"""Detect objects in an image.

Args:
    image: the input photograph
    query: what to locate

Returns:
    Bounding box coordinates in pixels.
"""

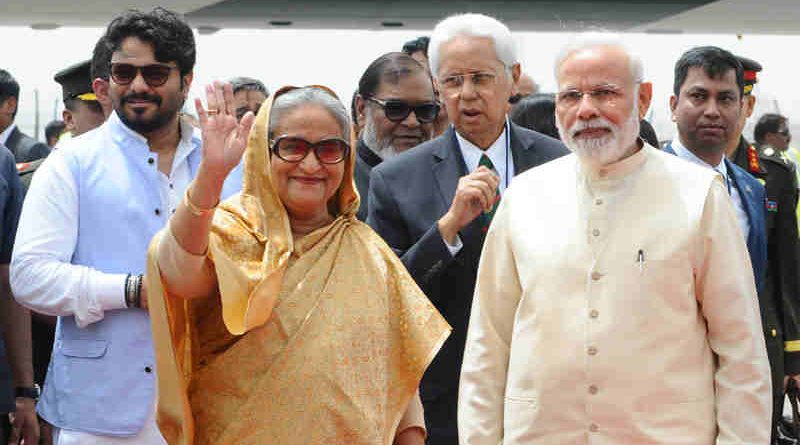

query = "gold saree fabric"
[147,86,450,445]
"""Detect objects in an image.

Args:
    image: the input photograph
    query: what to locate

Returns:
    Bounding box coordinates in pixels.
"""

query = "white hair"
[553,32,644,85]
[428,13,517,77]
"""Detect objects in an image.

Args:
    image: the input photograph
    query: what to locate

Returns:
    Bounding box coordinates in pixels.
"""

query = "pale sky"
[2,25,798,142]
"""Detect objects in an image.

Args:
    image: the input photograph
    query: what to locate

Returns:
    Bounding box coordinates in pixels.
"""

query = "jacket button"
[587,346,598,356]
[589,309,599,319]
[145,366,152,373]
[588,385,598,394]
[148,157,154,165]
[591,271,603,281]
[589,424,599,432]
[772,329,777,337]
[155,208,161,216]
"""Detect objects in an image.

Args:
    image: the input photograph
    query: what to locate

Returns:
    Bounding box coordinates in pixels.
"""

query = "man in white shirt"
[10,8,240,444]
[458,34,771,445]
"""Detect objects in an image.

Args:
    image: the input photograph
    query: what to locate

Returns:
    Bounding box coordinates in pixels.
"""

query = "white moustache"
[570,117,616,138]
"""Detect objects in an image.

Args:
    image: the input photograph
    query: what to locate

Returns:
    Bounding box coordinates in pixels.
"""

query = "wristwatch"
[15,384,40,401]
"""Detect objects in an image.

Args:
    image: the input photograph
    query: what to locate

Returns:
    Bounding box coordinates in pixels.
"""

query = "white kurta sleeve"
[10,152,127,327]
[458,194,522,445]
[694,179,772,445]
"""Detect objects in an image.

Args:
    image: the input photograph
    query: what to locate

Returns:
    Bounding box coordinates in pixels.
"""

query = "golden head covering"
[147,85,450,445]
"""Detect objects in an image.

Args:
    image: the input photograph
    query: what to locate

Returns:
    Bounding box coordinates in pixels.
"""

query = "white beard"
[361,113,399,160]
[557,105,640,169]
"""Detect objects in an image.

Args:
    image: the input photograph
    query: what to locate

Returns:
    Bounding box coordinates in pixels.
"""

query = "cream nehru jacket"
[459,144,771,445]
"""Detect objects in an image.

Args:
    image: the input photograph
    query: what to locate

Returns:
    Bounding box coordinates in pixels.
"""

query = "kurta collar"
[579,139,648,182]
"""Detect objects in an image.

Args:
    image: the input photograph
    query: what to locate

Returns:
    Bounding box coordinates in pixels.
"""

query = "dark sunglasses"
[110,63,177,87]
[271,136,350,165]
[778,129,791,137]
[365,96,440,123]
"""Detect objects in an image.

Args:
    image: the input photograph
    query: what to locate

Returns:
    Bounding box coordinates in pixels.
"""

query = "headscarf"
[146,86,450,445]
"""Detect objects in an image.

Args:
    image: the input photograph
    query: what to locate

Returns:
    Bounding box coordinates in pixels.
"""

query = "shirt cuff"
[92,273,128,312]
[443,234,463,257]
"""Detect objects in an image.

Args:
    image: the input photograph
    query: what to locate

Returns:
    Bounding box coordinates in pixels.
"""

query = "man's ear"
[92,78,112,118]
[62,109,75,134]
[181,72,194,96]
[669,95,678,122]
[638,82,653,119]
[355,94,366,127]
[744,95,756,119]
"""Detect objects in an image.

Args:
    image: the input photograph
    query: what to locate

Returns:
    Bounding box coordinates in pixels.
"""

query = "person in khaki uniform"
[458,35,771,445]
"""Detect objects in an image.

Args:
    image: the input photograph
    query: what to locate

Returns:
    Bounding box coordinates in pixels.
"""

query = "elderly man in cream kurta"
[458,36,772,445]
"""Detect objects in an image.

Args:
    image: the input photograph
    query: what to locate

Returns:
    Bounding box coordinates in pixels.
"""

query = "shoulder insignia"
[747,144,760,173]
[16,162,31,173]
[763,147,775,157]
[757,178,766,186]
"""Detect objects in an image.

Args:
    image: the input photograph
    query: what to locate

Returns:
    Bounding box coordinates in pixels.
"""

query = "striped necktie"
[479,154,501,231]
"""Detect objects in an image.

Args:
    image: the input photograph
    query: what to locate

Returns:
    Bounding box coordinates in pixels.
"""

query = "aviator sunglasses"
[271,136,350,165]
[110,63,177,87]
[364,96,440,123]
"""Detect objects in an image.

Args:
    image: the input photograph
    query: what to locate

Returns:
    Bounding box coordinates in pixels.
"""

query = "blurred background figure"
[44,120,65,148]
[639,118,660,148]
[0,69,49,163]
[402,35,450,137]
[229,76,268,122]
[54,59,105,138]
[509,72,539,103]
[509,93,558,139]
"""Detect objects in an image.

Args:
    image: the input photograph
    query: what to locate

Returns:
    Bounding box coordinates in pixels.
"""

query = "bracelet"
[184,187,218,217]
[125,274,143,308]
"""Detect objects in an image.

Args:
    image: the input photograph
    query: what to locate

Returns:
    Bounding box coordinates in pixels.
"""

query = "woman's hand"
[195,81,256,182]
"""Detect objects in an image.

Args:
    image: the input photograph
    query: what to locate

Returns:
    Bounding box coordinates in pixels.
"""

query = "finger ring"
[207,108,219,116]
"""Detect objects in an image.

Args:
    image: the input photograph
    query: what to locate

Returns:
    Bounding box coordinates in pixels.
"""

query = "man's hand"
[438,166,500,244]
[783,374,800,391]
[7,397,39,445]
[394,426,425,445]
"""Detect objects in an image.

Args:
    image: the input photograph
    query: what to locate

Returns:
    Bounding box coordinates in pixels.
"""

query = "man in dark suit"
[367,13,567,444]
[0,70,50,163]
[353,52,438,221]
[665,46,790,443]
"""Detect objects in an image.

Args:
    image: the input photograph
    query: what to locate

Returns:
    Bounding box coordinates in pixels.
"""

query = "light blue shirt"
[454,119,515,192]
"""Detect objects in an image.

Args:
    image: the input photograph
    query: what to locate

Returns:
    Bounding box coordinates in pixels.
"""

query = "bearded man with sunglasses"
[367,13,566,445]
[10,8,242,445]
[353,52,439,221]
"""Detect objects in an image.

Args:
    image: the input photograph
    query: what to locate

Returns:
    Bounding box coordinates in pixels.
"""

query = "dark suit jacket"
[354,139,382,222]
[367,123,567,439]
[5,126,50,163]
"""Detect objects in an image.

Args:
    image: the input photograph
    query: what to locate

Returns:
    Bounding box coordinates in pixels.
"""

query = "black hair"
[350,89,359,127]
[0,69,20,117]
[639,119,660,148]
[509,94,559,140]
[104,7,196,77]
[402,36,430,56]
[673,46,744,98]
[229,77,268,96]
[358,52,429,98]
[754,113,788,144]
[45,120,66,143]
[91,36,112,81]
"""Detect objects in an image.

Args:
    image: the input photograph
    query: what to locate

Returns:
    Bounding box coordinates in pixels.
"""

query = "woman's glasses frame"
[270,135,351,165]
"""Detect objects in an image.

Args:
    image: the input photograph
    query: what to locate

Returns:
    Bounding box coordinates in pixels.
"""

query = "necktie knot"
[479,154,496,172]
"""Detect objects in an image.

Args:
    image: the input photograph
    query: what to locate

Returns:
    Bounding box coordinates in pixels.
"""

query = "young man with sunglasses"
[10,8,242,445]
[367,14,566,445]
[353,52,440,221]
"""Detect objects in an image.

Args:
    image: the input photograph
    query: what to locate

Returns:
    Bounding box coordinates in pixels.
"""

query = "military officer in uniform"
[726,55,800,442]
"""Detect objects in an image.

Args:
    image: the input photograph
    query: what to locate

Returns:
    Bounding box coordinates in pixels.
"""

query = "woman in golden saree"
[145,83,450,445]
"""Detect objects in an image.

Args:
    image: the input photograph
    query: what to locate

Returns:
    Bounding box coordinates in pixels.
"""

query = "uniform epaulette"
[746,143,761,174]
[759,145,796,172]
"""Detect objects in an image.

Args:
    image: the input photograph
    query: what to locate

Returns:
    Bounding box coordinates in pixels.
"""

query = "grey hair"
[428,13,517,77]
[553,32,644,85]
[268,87,350,140]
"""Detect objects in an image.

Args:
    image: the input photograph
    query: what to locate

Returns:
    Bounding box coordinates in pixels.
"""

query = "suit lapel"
[431,127,466,210]
[726,159,760,249]
[509,123,536,175]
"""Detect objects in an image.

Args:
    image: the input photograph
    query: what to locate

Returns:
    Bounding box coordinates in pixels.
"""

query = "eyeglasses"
[556,85,629,108]
[271,136,350,164]
[438,72,500,94]
[778,129,791,137]
[110,63,177,87]
[365,96,440,123]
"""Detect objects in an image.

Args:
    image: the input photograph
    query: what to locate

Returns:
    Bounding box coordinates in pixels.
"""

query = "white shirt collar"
[0,123,17,146]
[671,138,728,181]
[454,119,513,191]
